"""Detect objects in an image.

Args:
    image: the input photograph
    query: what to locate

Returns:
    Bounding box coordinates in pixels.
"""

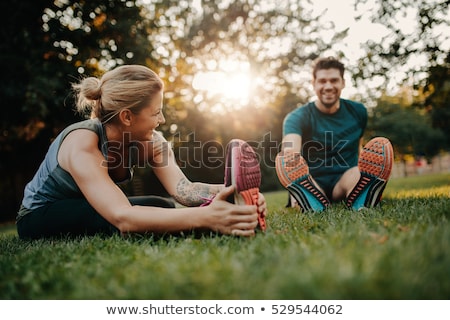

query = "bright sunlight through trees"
[192,60,253,113]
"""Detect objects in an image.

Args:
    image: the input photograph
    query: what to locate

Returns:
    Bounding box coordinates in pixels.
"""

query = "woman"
[17,65,267,239]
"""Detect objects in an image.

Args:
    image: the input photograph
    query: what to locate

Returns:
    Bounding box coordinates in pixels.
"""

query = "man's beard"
[320,99,337,109]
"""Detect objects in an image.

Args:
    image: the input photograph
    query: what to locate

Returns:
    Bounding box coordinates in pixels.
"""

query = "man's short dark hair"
[312,57,345,79]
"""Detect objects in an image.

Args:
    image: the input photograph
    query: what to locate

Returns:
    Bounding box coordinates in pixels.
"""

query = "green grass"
[1,173,449,299]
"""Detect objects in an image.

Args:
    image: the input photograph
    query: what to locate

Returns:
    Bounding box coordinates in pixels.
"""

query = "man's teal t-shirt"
[283,98,368,193]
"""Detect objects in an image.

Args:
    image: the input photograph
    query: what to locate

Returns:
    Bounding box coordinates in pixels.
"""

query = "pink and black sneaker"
[224,139,266,231]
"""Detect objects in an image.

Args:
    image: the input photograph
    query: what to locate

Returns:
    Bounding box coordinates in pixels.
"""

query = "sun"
[193,71,251,101]
[192,59,252,112]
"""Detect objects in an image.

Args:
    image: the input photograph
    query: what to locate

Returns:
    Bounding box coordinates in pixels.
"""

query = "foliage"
[366,94,446,159]
[354,0,449,86]
[423,53,450,149]
[1,173,449,299]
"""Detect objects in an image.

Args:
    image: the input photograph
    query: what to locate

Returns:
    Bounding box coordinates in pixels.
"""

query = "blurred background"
[1,0,449,223]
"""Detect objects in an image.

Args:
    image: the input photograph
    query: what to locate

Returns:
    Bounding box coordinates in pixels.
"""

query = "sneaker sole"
[225,139,266,231]
[275,152,330,212]
[346,137,394,210]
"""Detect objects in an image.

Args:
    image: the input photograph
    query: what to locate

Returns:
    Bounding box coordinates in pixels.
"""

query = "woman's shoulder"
[63,118,102,134]
[58,119,102,152]
[59,119,102,143]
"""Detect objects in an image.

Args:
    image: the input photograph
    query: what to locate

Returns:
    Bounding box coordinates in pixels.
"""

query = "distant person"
[276,57,393,211]
[415,156,427,175]
[17,65,266,239]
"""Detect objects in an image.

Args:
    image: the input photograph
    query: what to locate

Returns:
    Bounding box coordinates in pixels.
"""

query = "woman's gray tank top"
[17,118,132,220]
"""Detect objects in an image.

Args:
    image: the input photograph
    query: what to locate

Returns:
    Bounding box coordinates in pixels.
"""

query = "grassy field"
[1,173,449,299]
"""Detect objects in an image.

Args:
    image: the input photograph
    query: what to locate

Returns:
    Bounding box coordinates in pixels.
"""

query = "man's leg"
[331,166,360,202]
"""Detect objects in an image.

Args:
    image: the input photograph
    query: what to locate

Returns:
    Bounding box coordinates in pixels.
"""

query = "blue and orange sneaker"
[346,137,394,210]
[276,151,330,212]
[224,139,266,231]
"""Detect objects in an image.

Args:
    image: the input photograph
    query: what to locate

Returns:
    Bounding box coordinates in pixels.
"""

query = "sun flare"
[192,60,253,112]
[193,71,251,100]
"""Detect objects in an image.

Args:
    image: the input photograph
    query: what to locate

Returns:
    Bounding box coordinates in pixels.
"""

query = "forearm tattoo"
[171,177,223,207]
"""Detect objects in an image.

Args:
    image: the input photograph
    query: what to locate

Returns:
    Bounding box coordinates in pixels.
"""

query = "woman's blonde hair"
[72,65,163,123]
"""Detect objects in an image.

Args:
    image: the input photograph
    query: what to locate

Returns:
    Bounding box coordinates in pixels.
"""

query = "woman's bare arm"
[170,176,222,207]
[146,131,223,206]
[57,129,258,236]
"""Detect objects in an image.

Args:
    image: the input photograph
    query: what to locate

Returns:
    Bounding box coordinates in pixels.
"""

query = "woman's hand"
[206,186,259,237]
[257,192,268,220]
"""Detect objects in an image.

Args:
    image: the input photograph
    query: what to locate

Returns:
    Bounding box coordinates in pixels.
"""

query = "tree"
[0,0,61,221]
[366,92,446,176]
[423,53,450,150]
[352,0,449,100]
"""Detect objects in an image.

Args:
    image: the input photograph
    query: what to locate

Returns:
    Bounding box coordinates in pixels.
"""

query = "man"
[276,57,393,211]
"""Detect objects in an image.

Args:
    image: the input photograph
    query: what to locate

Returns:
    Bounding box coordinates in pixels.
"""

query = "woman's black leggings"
[16,196,176,240]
